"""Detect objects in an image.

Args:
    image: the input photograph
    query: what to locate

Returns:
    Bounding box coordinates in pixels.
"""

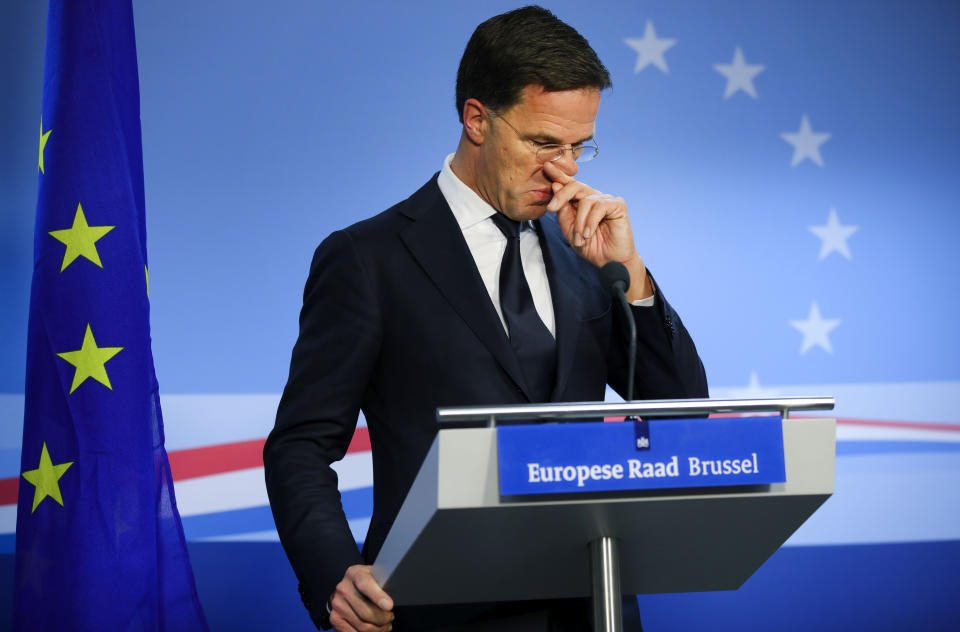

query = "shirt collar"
[437,154,533,232]
[437,153,495,230]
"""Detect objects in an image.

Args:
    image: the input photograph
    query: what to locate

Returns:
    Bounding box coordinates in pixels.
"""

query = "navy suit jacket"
[264,175,708,630]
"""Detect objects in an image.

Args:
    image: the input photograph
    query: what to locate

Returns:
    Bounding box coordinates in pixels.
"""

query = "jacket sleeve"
[263,229,381,630]
[607,271,709,401]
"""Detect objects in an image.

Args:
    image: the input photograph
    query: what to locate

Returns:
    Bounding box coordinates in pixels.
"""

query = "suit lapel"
[399,178,534,401]
[536,217,584,401]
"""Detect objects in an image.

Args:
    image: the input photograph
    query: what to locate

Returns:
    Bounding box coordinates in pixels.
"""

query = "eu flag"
[13,1,209,629]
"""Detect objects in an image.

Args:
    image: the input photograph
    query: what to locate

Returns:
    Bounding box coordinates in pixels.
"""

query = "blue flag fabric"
[13,1,209,630]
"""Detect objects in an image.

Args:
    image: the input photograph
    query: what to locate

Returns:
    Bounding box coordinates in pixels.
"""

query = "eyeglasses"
[490,112,599,164]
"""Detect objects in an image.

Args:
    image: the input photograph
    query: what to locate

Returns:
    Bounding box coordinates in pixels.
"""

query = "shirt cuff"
[630,276,657,307]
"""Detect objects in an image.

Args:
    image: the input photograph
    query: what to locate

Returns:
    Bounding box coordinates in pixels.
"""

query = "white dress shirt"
[436,154,653,339]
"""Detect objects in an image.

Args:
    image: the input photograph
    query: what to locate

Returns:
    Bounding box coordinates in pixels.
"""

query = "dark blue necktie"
[490,213,556,402]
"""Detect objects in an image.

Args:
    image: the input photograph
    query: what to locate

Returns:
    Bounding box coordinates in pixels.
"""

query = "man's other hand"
[329,564,394,632]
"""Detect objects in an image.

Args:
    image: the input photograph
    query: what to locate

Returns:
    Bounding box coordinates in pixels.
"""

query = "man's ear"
[461,98,488,145]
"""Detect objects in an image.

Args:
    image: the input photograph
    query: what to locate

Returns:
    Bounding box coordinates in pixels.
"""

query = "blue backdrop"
[2,1,959,630]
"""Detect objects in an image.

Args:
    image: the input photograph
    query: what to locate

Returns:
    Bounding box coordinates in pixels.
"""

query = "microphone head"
[598,261,630,295]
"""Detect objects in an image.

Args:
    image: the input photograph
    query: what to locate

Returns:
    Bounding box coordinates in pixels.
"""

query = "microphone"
[598,262,637,402]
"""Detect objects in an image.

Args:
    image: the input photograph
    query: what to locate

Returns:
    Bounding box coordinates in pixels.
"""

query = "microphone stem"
[615,285,637,402]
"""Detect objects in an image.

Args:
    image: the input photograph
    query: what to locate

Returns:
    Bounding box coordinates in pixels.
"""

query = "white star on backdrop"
[789,301,841,354]
[781,115,831,167]
[624,21,676,74]
[724,371,786,415]
[713,46,765,99]
[809,208,859,260]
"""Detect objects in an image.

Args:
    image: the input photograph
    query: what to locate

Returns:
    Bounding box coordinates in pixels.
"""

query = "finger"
[334,577,394,628]
[546,173,610,214]
[543,162,585,212]
[331,593,390,632]
[352,569,394,613]
[581,195,620,239]
[339,588,393,628]
[579,201,606,241]
[328,608,359,632]
[552,199,578,245]
[577,194,610,233]
[547,179,588,213]
[542,159,575,185]
[571,196,598,245]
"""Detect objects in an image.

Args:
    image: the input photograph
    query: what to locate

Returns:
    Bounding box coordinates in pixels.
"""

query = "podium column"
[590,536,622,632]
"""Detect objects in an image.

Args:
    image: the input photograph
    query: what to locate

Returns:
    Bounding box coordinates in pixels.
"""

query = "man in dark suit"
[264,6,708,631]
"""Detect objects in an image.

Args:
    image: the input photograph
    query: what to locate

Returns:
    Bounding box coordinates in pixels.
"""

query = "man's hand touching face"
[542,160,653,301]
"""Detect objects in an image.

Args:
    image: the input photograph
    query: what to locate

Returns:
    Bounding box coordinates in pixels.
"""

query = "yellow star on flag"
[21,442,74,513]
[56,323,124,394]
[48,203,115,272]
[39,119,52,174]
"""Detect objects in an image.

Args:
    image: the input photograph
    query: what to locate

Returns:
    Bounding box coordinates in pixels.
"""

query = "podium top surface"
[436,396,835,426]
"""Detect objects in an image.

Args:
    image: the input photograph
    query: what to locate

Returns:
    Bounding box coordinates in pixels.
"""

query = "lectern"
[371,398,835,631]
